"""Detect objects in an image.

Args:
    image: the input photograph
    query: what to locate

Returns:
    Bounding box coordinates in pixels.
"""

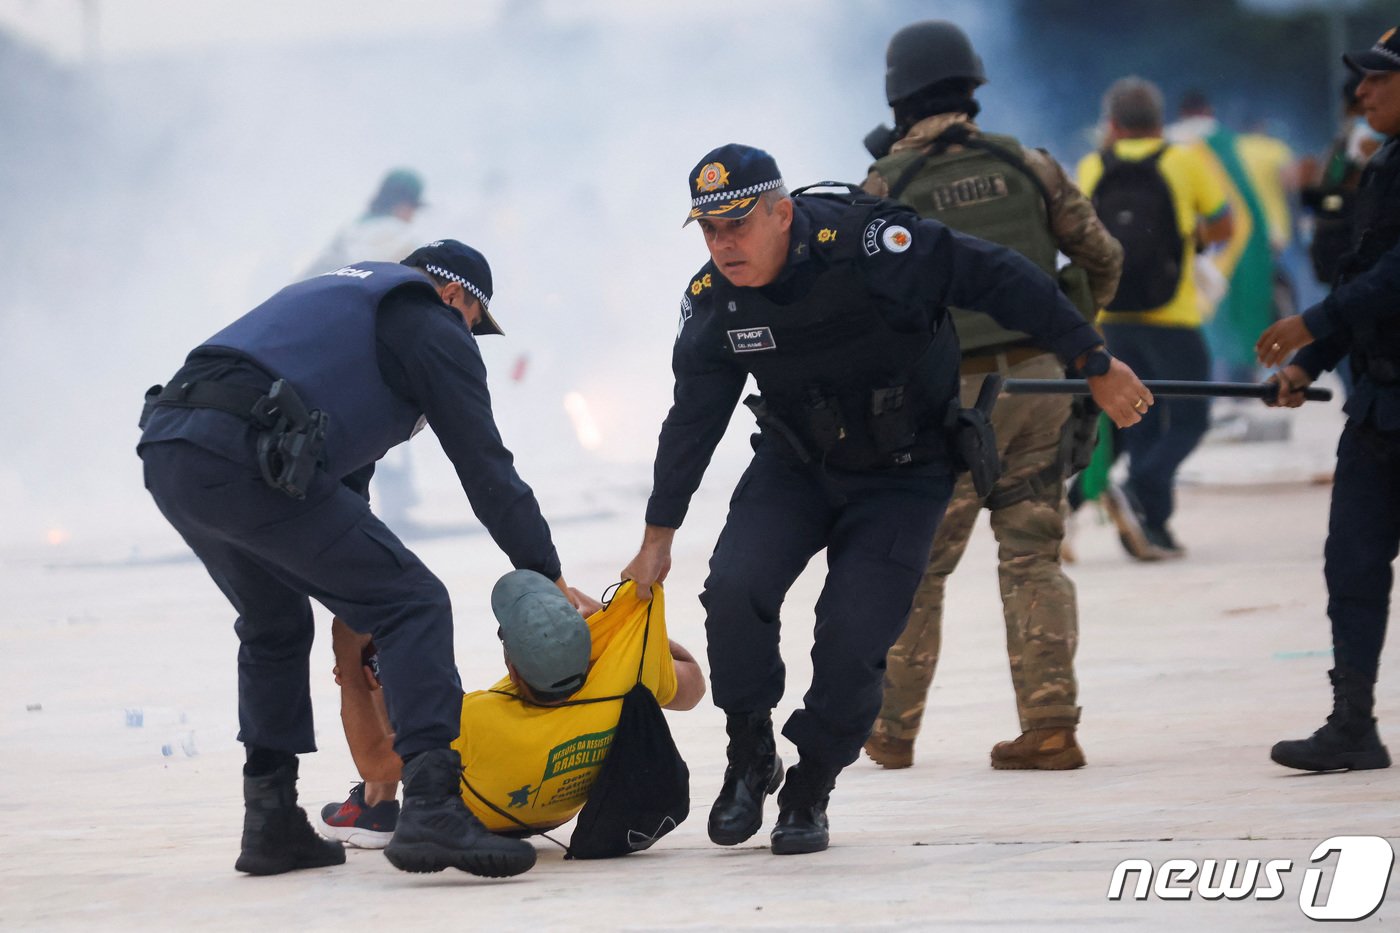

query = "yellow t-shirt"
[1076,138,1229,327]
[451,581,679,832]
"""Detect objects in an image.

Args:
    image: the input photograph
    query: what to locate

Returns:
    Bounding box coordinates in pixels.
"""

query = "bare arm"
[1198,211,1234,247]
[331,618,402,786]
[663,638,706,711]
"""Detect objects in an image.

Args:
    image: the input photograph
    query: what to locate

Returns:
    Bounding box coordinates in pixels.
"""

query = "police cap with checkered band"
[1345,26,1400,74]
[401,239,503,336]
[684,144,786,226]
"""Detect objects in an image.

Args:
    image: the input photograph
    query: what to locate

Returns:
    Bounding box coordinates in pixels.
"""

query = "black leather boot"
[770,759,838,855]
[384,748,537,876]
[234,758,346,876]
[1272,668,1391,772]
[708,712,784,845]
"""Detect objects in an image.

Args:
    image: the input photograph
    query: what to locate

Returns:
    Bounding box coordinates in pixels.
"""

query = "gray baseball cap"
[492,570,591,699]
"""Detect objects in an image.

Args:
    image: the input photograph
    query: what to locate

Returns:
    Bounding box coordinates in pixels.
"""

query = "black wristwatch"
[1078,347,1113,378]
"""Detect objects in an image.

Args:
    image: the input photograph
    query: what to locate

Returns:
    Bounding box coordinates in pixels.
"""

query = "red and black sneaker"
[316,783,399,849]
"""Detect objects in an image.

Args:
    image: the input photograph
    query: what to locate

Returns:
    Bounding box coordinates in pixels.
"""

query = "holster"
[947,374,1003,499]
[1060,389,1103,477]
[253,380,328,500]
[139,378,328,499]
[743,395,813,464]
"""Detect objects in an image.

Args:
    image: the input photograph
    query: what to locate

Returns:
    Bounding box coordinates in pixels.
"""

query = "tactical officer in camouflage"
[861,21,1124,772]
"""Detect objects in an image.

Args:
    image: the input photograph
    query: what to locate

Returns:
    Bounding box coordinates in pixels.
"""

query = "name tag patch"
[727,326,777,353]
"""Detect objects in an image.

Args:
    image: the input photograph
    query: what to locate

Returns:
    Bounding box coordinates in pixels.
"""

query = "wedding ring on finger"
[1132,397,1148,412]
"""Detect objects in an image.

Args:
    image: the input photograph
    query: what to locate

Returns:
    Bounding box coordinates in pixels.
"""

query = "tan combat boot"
[863,732,915,770]
[990,727,1085,770]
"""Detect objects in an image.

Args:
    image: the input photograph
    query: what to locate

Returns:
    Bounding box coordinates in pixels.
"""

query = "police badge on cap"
[684,143,785,226]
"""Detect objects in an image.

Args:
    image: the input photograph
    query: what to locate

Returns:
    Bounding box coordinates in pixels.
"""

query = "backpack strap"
[889,123,1053,218]
[633,594,652,685]
[886,123,967,199]
[789,180,864,199]
[487,579,657,705]
[1100,142,1170,173]
[488,689,625,706]
[459,770,571,852]
[1141,143,1171,166]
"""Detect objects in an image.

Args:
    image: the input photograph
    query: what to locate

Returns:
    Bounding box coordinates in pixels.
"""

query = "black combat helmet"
[884,20,986,105]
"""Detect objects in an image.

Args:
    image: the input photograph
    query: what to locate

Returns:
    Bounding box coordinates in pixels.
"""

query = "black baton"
[1003,379,1333,402]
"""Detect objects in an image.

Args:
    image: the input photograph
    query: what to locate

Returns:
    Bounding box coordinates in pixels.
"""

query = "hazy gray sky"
[0,0,829,63]
[6,0,1000,552]
[0,0,1346,63]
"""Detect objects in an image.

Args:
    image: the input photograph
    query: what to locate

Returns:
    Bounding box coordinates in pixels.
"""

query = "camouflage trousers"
[874,351,1081,740]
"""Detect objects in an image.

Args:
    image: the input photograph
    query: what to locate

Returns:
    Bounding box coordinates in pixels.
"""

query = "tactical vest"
[874,130,1058,353]
[1341,139,1400,383]
[201,263,435,476]
[712,194,958,470]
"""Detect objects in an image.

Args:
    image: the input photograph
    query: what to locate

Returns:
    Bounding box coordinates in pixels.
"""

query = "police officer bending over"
[621,144,1151,855]
[1258,27,1400,774]
[139,240,580,878]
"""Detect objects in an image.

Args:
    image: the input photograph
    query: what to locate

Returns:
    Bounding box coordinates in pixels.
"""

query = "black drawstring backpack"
[463,585,690,859]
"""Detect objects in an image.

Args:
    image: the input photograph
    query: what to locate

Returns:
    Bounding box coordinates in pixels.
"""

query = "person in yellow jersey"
[1076,76,1234,558]
[317,572,705,847]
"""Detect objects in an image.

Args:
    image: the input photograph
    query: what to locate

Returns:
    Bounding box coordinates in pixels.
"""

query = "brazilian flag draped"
[1202,126,1275,375]
[1076,413,1114,501]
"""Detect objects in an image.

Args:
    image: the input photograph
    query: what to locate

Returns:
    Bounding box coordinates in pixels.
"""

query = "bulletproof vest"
[712,195,957,470]
[874,131,1057,353]
[1344,139,1400,382]
[201,263,434,476]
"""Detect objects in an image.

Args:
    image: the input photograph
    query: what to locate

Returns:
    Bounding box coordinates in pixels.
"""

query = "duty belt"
[139,378,328,500]
[960,345,1047,376]
[140,380,282,430]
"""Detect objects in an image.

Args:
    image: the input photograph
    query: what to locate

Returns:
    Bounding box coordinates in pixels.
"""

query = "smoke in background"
[0,0,1355,553]
[0,0,1001,553]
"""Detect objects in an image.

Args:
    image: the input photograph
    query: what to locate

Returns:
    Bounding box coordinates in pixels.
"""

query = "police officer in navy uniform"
[621,145,1152,855]
[1259,27,1400,773]
[139,240,579,877]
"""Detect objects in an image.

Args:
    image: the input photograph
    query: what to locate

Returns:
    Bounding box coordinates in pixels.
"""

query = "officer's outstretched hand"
[1088,357,1154,428]
[621,525,675,600]
[1256,314,1314,368]
[1263,364,1312,409]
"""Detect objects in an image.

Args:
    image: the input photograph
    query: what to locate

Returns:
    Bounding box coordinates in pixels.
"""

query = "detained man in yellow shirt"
[1076,76,1234,558]
[317,572,705,847]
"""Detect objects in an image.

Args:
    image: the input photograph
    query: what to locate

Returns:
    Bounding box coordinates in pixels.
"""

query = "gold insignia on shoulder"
[695,162,731,193]
[817,228,837,243]
[690,272,714,296]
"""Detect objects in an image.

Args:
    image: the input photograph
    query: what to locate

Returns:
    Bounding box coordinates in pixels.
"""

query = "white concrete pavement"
[3,390,1395,930]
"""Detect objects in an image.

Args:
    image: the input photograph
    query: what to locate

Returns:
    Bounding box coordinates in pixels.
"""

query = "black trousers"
[1326,420,1400,679]
[701,444,954,769]
[1101,322,1212,530]
[140,440,462,757]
